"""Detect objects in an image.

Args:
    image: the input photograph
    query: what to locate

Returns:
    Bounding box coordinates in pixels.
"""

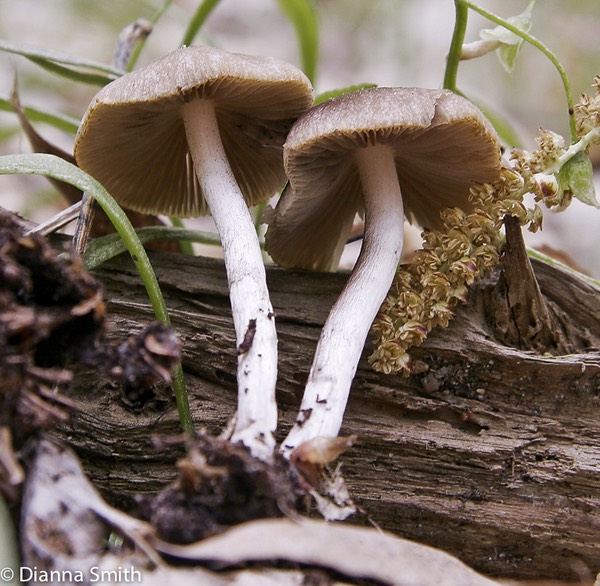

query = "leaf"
[22,439,159,566]
[10,82,82,204]
[21,439,335,585]
[0,40,123,78]
[468,97,524,148]
[557,151,599,208]
[0,96,80,134]
[495,42,521,73]
[479,0,536,73]
[155,517,501,586]
[275,0,319,83]
[315,83,377,105]
[27,56,115,87]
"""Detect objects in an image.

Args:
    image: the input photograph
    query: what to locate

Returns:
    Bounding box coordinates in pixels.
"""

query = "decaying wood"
[490,215,571,354]
[53,248,600,581]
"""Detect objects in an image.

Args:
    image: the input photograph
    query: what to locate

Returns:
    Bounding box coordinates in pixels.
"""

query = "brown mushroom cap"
[74,45,314,218]
[265,87,501,271]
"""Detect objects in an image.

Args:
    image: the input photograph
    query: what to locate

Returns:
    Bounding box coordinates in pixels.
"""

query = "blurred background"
[1,0,599,274]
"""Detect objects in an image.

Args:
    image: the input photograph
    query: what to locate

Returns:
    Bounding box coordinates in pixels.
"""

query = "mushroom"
[74,46,314,460]
[265,87,501,456]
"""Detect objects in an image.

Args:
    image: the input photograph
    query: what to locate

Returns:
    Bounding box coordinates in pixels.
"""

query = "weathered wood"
[489,215,572,353]
[54,249,600,581]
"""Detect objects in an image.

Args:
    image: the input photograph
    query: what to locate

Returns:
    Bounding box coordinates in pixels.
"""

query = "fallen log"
[53,247,600,581]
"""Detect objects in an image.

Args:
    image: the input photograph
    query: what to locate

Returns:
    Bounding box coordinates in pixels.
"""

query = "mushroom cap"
[264,87,501,271]
[74,45,314,218]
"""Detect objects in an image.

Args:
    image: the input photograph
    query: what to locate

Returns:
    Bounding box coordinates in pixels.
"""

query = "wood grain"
[53,250,600,581]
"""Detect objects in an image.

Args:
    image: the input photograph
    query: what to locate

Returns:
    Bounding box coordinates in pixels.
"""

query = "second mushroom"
[74,46,314,460]
[265,87,501,457]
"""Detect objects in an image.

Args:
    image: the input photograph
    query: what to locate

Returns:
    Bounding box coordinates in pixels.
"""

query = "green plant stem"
[127,0,174,71]
[168,217,196,255]
[444,1,469,93]
[181,0,222,47]
[444,4,524,146]
[457,0,577,142]
[0,153,193,436]
[552,126,600,172]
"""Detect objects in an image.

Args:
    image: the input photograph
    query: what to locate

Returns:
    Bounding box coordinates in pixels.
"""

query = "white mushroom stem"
[183,99,278,461]
[281,144,404,457]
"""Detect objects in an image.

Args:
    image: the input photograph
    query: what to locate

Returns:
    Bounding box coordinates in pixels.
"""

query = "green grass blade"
[85,226,223,270]
[181,0,222,47]
[275,0,319,83]
[0,153,193,436]
[27,56,115,87]
[127,0,174,71]
[0,40,124,77]
[151,0,175,25]
[0,97,80,134]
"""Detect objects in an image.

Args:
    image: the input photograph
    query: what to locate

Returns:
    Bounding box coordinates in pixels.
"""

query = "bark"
[53,246,600,582]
